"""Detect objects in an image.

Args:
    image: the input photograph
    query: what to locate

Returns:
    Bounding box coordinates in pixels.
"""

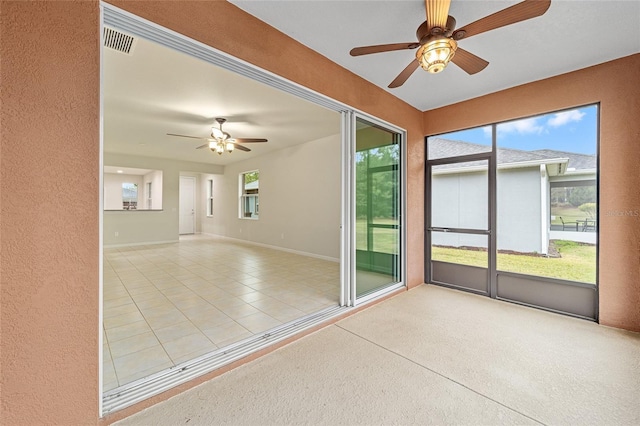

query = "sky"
[433,104,598,155]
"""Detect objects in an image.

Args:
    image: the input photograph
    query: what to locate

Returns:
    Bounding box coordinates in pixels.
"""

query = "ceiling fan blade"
[453,0,551,40]
[233,144,251,152]
[167,133,209,141]
[425,0,451,32]
[350,42,420,56]
[234,138,268,143]
[196,143,210,149]
[388,60,421,89]
[451,48,489,75]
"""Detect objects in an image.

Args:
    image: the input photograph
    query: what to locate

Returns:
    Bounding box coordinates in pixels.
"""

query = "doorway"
[179,176,195,235]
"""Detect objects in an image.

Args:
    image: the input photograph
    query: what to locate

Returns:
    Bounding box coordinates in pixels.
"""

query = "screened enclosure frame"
[425,104,599,322]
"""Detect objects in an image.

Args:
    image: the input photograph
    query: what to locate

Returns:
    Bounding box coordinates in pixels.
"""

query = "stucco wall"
[1,1,424,424]
[424,53,640,332]
[0,1,101,424]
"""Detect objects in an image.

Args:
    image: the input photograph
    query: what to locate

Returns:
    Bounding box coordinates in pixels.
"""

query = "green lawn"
[356,218,596,284]
[356,218,398,254]
[432,240,596,284]
[550,205,591,225]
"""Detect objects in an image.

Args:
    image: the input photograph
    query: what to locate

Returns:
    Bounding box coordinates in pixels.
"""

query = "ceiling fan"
[350,0,551,88]
[167,118,268,155]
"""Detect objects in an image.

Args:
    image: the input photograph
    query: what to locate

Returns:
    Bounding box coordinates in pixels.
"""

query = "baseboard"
[104,239,178,249]
[201,233,339,263]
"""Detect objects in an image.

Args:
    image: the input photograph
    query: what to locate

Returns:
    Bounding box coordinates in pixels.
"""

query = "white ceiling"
[104,1,639,166]
[104,37,340,166]
[229,0,640,111]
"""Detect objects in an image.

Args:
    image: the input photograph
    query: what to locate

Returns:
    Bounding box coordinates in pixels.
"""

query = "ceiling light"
[226,141,235,153]
[416,35,457,74]
[117,170,124,173]
[209,140,216,149]
[215,143,225,155]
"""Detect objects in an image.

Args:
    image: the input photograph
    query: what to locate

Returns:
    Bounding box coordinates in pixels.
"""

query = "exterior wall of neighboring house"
[431,166,544,254]
[497,167,544,253]
[431,170,488,248]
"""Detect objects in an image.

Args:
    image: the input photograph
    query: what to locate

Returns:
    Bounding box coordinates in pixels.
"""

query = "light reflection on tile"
[103,235,339,393]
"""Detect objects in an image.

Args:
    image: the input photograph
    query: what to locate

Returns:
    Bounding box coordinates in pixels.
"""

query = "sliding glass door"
[354,117,402,299]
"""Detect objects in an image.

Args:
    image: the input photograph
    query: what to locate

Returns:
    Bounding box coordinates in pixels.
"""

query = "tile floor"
[103,235,339,392]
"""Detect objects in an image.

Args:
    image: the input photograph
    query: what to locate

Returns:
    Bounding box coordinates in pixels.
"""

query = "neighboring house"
[429,138,596,255]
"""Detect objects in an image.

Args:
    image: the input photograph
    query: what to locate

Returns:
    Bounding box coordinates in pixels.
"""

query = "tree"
[568,186,596,207]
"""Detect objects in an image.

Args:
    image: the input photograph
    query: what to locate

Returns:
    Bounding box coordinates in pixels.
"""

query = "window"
[146,182,152,209]
[103,166,163,210]
[122,183,138,210]
[240,170,259,219]
[207,179,214,217]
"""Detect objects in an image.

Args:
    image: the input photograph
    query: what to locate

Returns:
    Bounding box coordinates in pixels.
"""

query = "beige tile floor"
[103,235,339,392]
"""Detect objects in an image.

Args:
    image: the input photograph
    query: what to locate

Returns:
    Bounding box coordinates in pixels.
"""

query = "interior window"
[240,170,259,219]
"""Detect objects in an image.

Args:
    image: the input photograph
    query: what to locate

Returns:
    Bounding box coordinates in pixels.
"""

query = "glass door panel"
[355,118,401,298]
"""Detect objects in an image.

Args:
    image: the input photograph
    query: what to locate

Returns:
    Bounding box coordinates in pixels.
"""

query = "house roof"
[429,138,595,172]
[531,149,596,170]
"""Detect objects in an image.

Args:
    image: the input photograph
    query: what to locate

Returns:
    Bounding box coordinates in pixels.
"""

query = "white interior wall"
[142,169,163,209]
[104,153,223,246]
[207,134,341,260]
[104,173,144,210]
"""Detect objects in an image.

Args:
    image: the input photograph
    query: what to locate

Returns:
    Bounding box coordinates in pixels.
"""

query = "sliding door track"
[102,305,347,414]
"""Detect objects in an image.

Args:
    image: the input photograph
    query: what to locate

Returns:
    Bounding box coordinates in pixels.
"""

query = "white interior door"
[179,176,195,235]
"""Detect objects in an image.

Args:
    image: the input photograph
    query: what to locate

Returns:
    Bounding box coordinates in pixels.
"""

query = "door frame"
[350,113,406,306]
[425,151,496,297]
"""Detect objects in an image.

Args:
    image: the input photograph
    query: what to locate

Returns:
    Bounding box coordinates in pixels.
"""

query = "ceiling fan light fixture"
[215,143,225,155]
[225,141,235,153]
[416,36,457,74]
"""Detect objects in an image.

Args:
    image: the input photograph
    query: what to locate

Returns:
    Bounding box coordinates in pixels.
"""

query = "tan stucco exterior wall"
[1,1,423,424]
[424,53,640,332]
[1,1,101,424]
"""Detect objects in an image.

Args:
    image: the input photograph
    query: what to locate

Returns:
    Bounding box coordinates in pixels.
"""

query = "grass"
[356,218,596,284]
[432,240,596,284]
[356,218,398,254]
[550,205,592,225]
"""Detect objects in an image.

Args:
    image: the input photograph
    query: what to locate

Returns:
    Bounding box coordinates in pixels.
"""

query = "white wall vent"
[103,27,136,55]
